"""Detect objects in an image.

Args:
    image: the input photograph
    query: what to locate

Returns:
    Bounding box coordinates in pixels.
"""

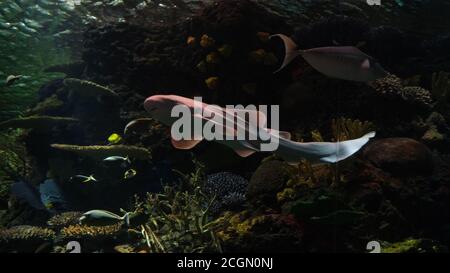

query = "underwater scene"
[1,0,450,255]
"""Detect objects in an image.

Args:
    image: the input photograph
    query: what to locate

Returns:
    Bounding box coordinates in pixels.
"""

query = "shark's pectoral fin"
[171,138,202,150]
[233,148,257,157]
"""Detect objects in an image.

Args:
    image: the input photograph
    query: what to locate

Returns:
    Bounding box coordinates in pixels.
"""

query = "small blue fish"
[39,179,69,211]
[10,179,68,213]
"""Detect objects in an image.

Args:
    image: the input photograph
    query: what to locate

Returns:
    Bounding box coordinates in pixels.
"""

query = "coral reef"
[0,116,79,131]
[1,0,450,253]
[204,172,248,214]
[50,144,151,160]
[64,78,120,102]
[47,211,84,230]
[138,167,222,253]
[60,224,122,241]
[0,225,55,252]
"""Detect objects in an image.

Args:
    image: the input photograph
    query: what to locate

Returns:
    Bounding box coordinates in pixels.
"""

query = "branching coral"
[47,211,84,230]
[60,224,122,241]
[137,164,222,253]
[0,116,79,131]
[50,144,151,160]
[0,225,55,251]
[63,78,119,101]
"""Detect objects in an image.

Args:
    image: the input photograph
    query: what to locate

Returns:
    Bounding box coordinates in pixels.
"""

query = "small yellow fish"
[186,36,196,47]
[218,44,233,58]
[206,52,221,64]
[256,32,270,43]
[124,169,137,180]
[200,34,215,48]
[205,77,219,90]
[108,133,122,145]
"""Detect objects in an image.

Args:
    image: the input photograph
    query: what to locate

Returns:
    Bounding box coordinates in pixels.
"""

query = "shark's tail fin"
[280,132,376,164]
[270,34,302,73]
[321,131,376,163]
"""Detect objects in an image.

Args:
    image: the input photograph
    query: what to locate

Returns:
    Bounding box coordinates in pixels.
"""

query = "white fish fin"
[121,212,130,226]
[270,34,302,73]
[171,137,202,150]
[361,58,371,69]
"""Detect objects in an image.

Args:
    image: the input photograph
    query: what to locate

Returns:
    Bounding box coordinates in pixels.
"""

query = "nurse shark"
[143,95,375,164]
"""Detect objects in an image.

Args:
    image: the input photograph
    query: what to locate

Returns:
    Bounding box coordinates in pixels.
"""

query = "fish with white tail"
[79,209,130,227]
[143,95,375,164]
[271,34,388,82]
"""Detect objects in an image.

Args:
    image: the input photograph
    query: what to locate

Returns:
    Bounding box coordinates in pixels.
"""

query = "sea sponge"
[47,211,84,229]
[60,224,122,241]
[0,116,79,131]
[50,144,151,160]
[64,78,119,101]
